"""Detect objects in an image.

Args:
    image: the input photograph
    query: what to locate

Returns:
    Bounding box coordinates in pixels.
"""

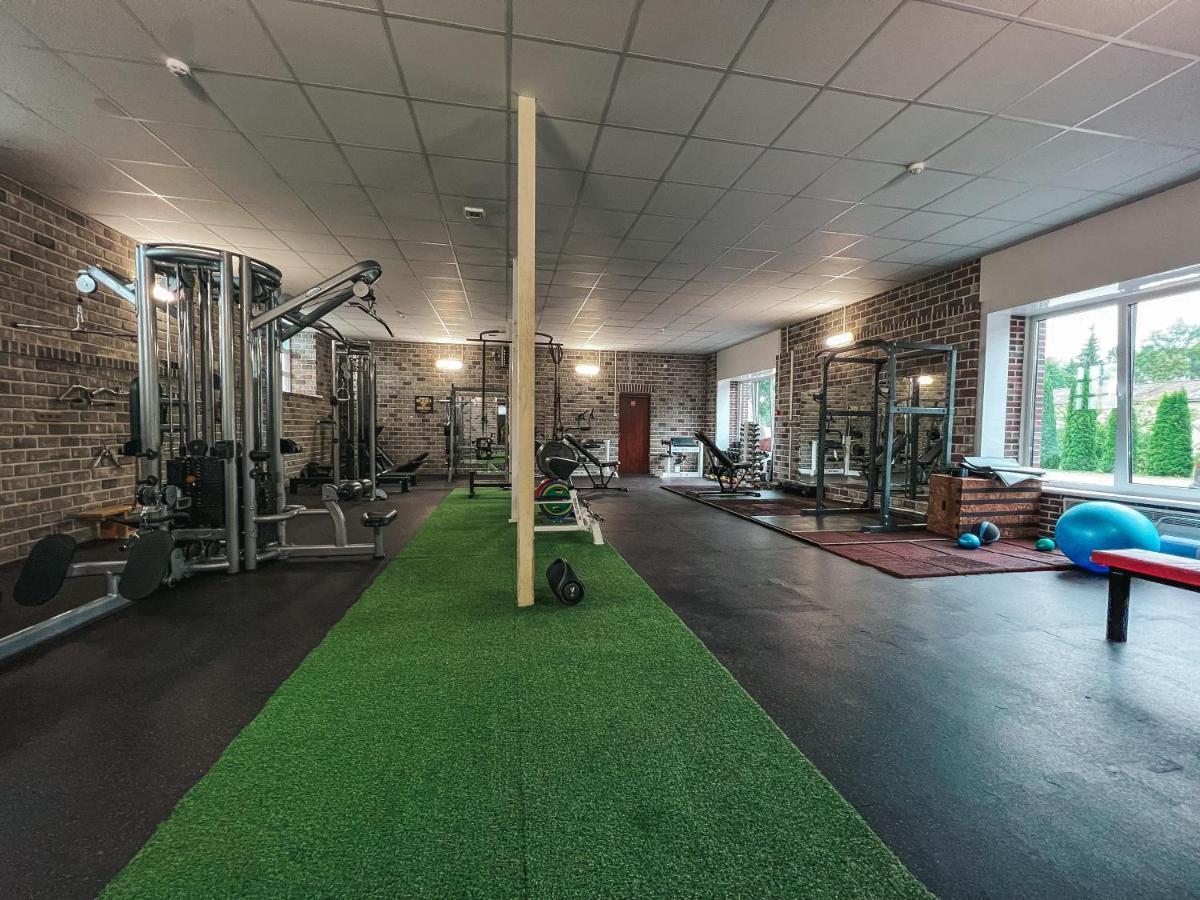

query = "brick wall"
[774,260,981,512]
[0,174,328,563]
[371,340,714,476]
[1004,316,1027,459]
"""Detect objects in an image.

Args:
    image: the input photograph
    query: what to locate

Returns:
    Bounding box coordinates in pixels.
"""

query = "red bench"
[1090,549,1200,642]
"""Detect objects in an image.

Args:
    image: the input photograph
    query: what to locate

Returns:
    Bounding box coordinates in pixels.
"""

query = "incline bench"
[1091,549,1200,642]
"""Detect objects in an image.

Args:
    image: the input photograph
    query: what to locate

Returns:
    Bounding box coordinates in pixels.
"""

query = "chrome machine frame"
[1,244,392,664]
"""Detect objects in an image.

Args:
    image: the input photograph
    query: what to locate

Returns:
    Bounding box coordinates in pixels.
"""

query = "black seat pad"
[14,534,78,606]
[544,456,580,480]
[361,508,398,528]
[118,531,173,601]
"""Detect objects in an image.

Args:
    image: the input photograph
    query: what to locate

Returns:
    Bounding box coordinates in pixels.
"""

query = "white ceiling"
[2,0,1200,352]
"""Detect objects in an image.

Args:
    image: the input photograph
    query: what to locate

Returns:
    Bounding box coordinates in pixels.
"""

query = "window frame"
[280,338,293,394]
[1022,280,1197,501]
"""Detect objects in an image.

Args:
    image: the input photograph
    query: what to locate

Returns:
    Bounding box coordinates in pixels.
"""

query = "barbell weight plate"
[536,439,574,477]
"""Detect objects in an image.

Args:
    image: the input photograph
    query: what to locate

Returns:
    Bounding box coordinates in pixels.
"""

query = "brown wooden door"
[618,393,650,474]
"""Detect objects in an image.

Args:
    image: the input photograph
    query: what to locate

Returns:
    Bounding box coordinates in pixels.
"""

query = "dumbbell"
[336,480,365,500]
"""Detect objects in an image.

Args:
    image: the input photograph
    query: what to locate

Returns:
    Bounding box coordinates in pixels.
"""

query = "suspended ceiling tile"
[309,88,422,151]
[737,0,901,85]
[390,19,506,106]
[198,72,327,139]
[833,2,1004,101]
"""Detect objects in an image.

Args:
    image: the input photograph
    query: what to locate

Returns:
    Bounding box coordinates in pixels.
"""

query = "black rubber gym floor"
[597,477,1200,900]
[0,485,449,900]
[3,477,1199,899]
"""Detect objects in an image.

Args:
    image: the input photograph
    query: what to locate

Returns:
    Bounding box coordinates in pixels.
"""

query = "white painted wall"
[977,177,1200,456]
[981,178,1200,314]
[716,330,780,381]
[714,331,780,447]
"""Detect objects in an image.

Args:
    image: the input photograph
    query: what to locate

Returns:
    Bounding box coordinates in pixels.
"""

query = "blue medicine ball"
[968,521,1001,545]
[1054,501,1160,573]
[957,533,982,549]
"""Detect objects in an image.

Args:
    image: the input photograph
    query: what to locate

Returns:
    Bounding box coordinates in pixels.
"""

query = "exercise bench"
[693,431,760,496]
[564,433,627,492]
[1090,548,1200,642]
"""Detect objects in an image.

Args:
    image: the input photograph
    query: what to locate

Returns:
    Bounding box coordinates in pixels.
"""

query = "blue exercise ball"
[957,533,982,549]
[1054,501,1160,573]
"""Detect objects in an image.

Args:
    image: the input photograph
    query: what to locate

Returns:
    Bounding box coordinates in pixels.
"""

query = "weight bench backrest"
[564,433,603,468]
[693,431,736,469]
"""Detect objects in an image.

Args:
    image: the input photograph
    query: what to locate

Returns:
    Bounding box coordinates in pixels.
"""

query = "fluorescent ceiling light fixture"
[435,358,463,370]
[825,331,854,348]
[574,363,600,376]
[917,375,934,386]
[152,283,177,303]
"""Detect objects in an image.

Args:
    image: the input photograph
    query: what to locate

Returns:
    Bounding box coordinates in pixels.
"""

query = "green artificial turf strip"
[104,490,931,899]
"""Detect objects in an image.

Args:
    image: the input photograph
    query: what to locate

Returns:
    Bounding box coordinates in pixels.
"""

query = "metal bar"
[240,253,258,571]
[893,406,951,416]
[879,352,898,529]
[249,261,381,331]
[200,269,216,447]
[275,288,357,342]
[254,504,306,524]
[814,356,830,504]
[368,352,377,495]
[279,544,377,558]
[0,594,131,665]
[944,347,958,471]
[134,244,160,487]
[181,276,198,446]
[269,320,285,515]
[79,264,136,305]
[218,251,240,574]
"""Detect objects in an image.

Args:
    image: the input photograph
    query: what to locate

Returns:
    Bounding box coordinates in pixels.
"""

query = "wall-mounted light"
[825,331,853,348]
[575,363,600,377]
[435,358,463,371]
[917,375,934,386]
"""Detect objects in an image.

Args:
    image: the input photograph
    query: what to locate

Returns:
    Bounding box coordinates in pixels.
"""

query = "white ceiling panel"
[309,88,421,151]
[605,58,722,133]
[5,0,1200,348]
[631,0,768,67]
[775,91,905,156]
[511,40,618,120]
[852,105,985,165]
[7,0,159,59]
[1021,0,1173,35]
[927,118,1060,174]
[390,19,506,106]
[513,0,636,49]
[833,2,1004,100]
[125,0,290,78]
[1007,45,1187,126]
[695,76,817,145]
[738,0,901,84]
[198,72,326,138]
[255,0,400,92]
[922,23,1100,113]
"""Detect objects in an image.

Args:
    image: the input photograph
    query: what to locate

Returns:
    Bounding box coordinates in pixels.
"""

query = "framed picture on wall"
[414,395,434,414]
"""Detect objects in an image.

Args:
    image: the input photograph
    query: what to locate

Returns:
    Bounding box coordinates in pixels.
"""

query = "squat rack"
[811,338,957,532]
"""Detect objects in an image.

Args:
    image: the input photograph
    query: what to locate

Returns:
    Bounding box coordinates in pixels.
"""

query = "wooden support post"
[515,95,536,608]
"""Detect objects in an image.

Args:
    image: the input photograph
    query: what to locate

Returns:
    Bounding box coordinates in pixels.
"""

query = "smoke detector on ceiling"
[463,206,486,222]
[165,58,192,78]
[906,161,926,175]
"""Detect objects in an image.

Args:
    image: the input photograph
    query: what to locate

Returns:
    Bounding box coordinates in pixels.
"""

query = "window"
[280,339,293,393]
[1025,267,1200,498]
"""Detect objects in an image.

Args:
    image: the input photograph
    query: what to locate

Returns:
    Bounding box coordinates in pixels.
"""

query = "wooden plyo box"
[927,474,1042,539]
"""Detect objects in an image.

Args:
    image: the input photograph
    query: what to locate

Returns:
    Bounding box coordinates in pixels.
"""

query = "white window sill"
[1043,483,1200,513]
